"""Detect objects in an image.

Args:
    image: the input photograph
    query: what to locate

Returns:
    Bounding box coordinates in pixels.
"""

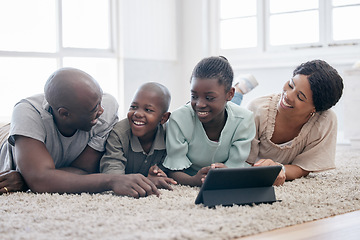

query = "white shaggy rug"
[1,145,359,240]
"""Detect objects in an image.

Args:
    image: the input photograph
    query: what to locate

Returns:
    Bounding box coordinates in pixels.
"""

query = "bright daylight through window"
[0,0,118,123]
[218,0,360,51]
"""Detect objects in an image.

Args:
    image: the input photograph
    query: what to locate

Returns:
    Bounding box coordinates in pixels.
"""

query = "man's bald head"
[44,68,102,110]
[136,82,171,113]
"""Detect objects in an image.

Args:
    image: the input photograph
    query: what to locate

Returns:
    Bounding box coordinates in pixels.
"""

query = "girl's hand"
[254,159,286,186]
[211,163,227,169]
[198,163,227,184]
[194,166,212,186]
[148,165,167,177]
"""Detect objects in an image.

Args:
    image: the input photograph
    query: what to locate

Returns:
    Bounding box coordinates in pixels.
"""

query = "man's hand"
[254,159,286,186]
[0,170,28,194]
[110,173,161,198]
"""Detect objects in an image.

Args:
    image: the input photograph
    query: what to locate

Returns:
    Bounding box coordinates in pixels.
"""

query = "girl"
[163,56,256,186]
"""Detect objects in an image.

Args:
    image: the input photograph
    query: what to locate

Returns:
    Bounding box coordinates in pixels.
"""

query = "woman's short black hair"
[293,59,344,112]
[190,56,234,92]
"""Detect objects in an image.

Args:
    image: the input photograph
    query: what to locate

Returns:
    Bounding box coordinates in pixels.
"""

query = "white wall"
[120,0,184,118]
[120,0,212,117]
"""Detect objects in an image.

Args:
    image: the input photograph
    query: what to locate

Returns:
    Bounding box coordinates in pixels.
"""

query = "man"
[0,68,159,198]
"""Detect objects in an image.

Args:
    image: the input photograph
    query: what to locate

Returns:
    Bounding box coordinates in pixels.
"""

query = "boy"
[100,82,176,190]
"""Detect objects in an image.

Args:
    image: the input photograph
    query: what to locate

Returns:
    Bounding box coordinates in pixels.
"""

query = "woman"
[244,60,344,186]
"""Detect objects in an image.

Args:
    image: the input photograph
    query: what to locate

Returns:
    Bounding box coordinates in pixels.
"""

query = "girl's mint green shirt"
[163,101,255,176]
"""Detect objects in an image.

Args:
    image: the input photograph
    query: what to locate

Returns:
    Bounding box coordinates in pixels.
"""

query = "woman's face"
[278,74,316,118]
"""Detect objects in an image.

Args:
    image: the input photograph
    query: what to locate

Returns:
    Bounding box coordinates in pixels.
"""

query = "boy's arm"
[99,128,127,174]
[14,135,159,197]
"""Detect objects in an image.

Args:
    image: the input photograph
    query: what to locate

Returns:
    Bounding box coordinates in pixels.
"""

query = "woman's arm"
[254,159,309,186]
[283,164,310,180]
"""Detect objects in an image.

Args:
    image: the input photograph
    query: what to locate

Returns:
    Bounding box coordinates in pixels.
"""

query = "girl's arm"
[168,166,211,187]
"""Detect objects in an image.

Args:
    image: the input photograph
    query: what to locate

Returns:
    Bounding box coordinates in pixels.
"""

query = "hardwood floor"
[239,210,360,240]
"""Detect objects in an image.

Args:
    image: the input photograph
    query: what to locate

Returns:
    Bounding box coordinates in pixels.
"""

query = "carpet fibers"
[1,146,359,240]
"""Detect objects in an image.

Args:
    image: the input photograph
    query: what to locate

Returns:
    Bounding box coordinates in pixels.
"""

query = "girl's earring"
[310,111,315,117]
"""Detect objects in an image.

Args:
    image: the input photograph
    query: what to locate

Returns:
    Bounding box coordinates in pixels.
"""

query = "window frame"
[210,0,360,69]
[0,0,123,122]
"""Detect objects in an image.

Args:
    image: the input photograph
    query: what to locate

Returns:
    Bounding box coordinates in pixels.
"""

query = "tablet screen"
[195,165,282,205]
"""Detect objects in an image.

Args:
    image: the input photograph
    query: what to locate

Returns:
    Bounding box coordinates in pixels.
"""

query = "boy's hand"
[148,165,167,177]
[111,174,160,198]
[147,174,177,190]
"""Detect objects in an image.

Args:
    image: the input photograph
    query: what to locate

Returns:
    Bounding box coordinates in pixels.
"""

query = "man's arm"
[69,145,103,174]
[14,135,160,197]
[0,170,28,194]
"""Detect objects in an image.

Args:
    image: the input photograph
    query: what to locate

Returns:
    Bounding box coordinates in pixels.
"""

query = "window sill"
[219,45,360,70]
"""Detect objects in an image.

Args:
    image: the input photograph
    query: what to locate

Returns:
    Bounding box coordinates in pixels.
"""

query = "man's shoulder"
[92,93,119,131]
[101,93,119,114]
[15,94,48,114]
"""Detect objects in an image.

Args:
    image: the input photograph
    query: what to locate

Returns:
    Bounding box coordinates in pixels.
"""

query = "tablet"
[195,165,282,207]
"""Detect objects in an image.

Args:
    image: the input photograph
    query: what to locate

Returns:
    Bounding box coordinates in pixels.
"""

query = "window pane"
[333,6,360,40]
[0,0,56,52]
[333,0,360,6]
[62,0,110,49]
[220,0,256,19]
[62,58,118,100]
[270,11,319,45]
[270,0,318,13]
[220,17,257,49]
[0,58,57,122]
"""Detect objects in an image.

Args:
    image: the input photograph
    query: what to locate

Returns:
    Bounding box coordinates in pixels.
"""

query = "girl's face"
[278,74,315,117]
[190,77,234,125]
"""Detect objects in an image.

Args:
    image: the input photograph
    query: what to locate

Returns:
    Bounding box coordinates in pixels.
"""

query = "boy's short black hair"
[137,82,171,113]
[190,56,234,92]
[293,60,343,112]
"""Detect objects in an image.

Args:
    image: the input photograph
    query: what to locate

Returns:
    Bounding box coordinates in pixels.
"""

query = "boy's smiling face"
[127,88,168,141]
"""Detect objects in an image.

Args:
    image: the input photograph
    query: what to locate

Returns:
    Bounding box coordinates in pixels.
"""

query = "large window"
[214,0,360,66]
[0,0,120,123]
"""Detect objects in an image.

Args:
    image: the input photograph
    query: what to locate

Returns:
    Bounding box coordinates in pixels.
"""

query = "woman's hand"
[0,170,29,194]
[254,159,286,186]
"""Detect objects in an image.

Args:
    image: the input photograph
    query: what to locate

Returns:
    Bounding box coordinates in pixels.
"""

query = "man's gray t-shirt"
[0,93,118,172]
